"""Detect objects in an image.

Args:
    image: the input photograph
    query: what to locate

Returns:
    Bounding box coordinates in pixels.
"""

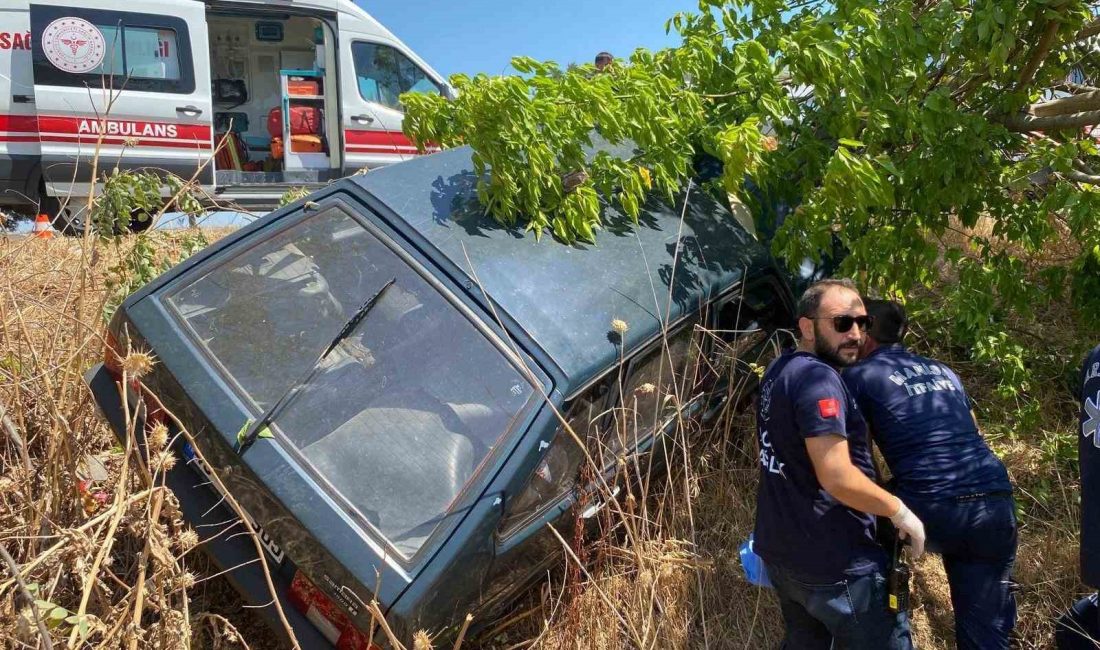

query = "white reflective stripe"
[38,132,211,145]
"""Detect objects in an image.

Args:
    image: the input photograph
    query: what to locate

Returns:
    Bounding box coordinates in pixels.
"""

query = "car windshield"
[167,207,534,557]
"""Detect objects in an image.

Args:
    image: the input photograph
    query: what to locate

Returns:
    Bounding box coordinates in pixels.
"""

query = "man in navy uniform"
[754,279,923,649]
[844,299,1017,649]
[1056,343,1100,648]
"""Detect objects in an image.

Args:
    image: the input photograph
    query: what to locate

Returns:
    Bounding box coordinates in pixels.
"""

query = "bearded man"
[752,278,923,649]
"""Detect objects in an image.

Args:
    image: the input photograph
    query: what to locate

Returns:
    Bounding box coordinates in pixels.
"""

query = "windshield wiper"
[236,277,396,455]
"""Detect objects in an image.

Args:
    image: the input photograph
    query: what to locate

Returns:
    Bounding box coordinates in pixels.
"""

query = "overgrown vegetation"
[0,218,1092,648]
[403,0,1100,409]
[1,2,1097,647]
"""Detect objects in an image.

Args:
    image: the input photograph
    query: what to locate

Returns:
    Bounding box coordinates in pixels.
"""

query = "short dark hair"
[595,51,613,64]
[864,299,907,344]
[797,278,858,319]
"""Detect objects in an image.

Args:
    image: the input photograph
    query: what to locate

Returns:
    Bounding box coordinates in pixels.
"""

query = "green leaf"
[838,138,865,148]
[235,419,254,446]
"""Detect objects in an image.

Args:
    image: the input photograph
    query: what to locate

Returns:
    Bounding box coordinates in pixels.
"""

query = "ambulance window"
[352,42,441,111]
[90,26,180,81]
[31,7,194,93]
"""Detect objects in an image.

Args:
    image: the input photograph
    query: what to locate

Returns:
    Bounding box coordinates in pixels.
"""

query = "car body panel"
[89,143,792,645]
[85,364,331,649]
[350,146,775,391]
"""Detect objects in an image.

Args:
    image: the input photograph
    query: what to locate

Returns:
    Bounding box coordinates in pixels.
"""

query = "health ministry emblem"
[42,17,106,74]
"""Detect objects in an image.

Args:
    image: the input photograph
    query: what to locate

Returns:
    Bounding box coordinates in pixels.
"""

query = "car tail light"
[288,571,377,650]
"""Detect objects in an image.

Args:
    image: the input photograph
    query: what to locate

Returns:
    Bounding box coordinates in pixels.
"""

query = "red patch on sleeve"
[818,398,840,418]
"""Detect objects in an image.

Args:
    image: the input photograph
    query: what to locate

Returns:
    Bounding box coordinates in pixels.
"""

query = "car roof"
[350,146,776,392]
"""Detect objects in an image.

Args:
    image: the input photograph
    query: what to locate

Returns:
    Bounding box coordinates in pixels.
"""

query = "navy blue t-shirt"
[843,345,1011,500]
[753,351,885,581]
[1080,344,1100,588]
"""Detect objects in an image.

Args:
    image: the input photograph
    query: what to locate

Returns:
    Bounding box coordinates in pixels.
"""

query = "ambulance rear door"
[337,10,446,173]
[29,0,213,201]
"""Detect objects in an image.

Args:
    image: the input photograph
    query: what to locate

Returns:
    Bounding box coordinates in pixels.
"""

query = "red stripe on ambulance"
[37,115,212,145]
[0,114,40,134]
[0,114,213,149]
[344,128,438,155]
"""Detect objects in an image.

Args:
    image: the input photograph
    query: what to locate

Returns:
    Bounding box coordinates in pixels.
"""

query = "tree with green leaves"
[402,0,1100,406]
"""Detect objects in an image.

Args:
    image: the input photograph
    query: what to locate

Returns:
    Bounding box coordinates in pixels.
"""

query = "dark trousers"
[907,494,1018,650]
[1056,592,1100,649]
[765,562,913,650]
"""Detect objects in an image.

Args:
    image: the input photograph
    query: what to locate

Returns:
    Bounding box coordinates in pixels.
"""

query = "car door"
[29,0,213,202]
[338,36,443,173]
[478,377,614,611]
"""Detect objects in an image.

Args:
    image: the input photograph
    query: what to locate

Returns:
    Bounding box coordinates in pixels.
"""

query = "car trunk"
[92,193,545,644]
[96,309,390,647]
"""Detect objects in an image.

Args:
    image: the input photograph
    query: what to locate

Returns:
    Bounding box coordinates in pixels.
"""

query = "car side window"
[706,283,791,404]
[31,7,195,93]
[604,323,700,461]
[499,381,610,535]
[352,41,441,111]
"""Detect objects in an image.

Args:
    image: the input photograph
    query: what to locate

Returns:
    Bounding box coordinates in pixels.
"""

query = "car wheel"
[43,195,157,236]
[127,211,156,233]
[43,197,90,236]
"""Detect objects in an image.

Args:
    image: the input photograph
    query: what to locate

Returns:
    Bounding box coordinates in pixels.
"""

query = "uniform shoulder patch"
[818,398,840,418]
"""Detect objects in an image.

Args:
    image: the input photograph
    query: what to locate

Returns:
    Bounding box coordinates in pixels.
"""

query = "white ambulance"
[0,0,450,231]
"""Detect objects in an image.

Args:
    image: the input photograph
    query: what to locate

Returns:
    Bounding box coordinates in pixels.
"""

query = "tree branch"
[1004,109,1100,132]
[1076,17,1100,42]
[0,544,53,650]
[1017,20,1063,91]
[1064,168,1100,184]
[1052,81,1100,94]
[1032,89,1100,117]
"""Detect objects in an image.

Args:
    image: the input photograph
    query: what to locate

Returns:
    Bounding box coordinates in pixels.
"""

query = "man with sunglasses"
[843,299,1017,649]
[754,279,921,649]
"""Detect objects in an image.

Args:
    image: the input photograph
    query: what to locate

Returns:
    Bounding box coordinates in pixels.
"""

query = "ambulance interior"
[206,13,341,185]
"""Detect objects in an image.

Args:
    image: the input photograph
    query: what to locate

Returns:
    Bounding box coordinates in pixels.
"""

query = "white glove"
[889,500,926,559]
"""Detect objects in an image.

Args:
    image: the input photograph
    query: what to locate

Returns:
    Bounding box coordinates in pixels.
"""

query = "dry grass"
[0,229,1090,649]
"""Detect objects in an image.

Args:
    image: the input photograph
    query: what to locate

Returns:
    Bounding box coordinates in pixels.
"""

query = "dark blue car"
[86,145,794,648]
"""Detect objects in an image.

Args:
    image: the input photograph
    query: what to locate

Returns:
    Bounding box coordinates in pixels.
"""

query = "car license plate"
[181,442,286,565]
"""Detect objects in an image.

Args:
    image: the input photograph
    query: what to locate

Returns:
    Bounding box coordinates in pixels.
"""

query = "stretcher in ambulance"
[0,0,449,231]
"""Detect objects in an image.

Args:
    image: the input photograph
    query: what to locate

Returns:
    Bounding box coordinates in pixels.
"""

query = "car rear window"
[167,206,534,557]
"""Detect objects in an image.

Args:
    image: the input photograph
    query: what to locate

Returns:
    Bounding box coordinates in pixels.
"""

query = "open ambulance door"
[29,0,213,222]
[337,13,447,174]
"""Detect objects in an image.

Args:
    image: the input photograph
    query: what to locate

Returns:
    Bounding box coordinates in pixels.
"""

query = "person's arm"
[805,435,926,557]
[806,435,900,516]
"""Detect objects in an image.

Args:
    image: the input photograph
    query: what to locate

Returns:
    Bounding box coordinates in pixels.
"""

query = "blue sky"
[357,0,698,79]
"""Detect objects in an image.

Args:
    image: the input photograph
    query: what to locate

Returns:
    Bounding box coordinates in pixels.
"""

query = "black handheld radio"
[888,535,911,613]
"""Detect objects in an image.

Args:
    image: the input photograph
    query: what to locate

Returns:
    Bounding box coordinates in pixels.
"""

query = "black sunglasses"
[807,314,874,333]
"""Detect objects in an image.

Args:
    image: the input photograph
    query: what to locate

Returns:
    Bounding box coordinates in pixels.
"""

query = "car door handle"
[351,114,375,124]
[13,94,34,104]
[176,105,203,116]
[580,485,621,520]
